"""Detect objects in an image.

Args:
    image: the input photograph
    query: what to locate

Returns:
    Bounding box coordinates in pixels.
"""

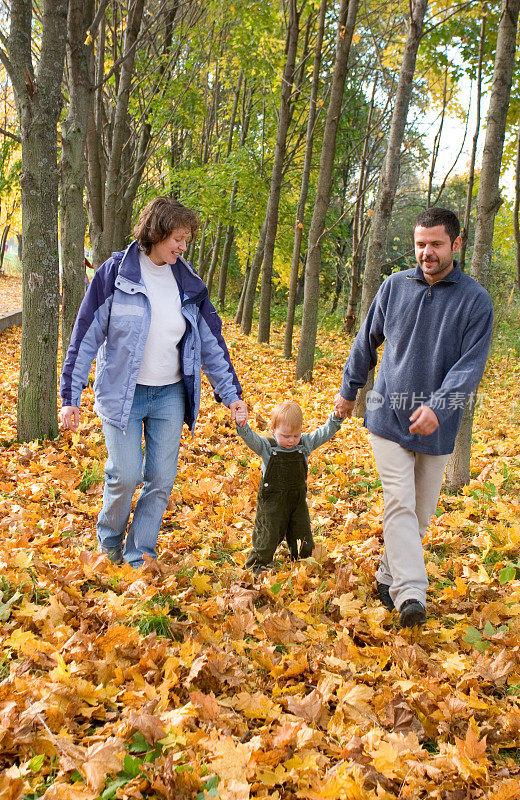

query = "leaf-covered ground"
[1,293,520,800]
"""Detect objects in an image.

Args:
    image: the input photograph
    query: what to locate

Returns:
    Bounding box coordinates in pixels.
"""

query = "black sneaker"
[399,599,426,628]
[377,581,394,611]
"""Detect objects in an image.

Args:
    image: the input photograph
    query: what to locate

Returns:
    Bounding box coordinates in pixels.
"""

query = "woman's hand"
[229,400,248,427]
[59,406,80,431]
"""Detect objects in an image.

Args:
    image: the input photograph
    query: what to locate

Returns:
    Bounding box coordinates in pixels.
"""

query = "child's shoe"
[252,561,275,575]
[299,535,315,559]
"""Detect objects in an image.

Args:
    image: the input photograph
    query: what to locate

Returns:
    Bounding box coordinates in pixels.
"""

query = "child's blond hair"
[270,401,303,431]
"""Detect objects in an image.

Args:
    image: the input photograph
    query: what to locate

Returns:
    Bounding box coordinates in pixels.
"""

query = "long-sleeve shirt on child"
[236,413,343,473]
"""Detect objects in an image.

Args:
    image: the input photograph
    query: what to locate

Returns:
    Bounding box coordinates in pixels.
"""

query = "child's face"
[273,424,302,449]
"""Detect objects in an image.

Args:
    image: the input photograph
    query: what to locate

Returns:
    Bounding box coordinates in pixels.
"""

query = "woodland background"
[1,0,520,798]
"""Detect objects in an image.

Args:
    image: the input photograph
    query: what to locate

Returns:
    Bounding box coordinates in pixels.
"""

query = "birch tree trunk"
[1,0,69,441]
[446,0,520,490]
[295,0,359,380]
[258,0,300,344]
[354,0,428,416]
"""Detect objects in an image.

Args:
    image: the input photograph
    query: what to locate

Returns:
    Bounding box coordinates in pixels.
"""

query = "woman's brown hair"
[133,196,199,254]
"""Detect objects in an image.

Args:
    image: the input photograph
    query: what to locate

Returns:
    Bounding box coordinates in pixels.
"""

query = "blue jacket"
[60,241,242,433]
[340,263,493,455]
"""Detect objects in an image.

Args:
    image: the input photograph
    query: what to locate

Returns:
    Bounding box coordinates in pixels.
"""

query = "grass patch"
[78,462,104,493]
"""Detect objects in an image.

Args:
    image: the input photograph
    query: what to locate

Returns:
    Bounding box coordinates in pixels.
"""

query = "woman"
[59,197,247,567]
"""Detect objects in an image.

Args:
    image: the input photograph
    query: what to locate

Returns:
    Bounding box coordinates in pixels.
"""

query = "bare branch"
[0,46,14,81]
[88,0,109,36]
[0,125,21,143]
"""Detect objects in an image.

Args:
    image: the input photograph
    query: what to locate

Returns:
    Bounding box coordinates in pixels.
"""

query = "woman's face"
[149,227,191,266]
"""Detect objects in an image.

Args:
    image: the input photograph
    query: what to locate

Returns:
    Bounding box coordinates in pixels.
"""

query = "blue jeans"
[97,382,185,567]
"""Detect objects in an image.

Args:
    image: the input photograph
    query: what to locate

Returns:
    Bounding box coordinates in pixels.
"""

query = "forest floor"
[0,271,22,314]
[1,280,520,799]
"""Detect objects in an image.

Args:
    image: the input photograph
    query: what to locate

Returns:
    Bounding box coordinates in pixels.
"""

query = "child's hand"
[234,404,248,427]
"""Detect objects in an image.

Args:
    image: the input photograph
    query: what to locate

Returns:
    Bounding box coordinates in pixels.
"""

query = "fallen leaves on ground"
[0,317,520,800]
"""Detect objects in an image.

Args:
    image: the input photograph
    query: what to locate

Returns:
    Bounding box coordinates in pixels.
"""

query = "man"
[334,208,493,628]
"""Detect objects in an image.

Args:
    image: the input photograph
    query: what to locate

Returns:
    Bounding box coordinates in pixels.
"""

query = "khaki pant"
[370,433,449,610]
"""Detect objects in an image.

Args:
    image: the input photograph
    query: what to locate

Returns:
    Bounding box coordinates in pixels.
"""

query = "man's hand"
[409,405,439,435]
[229,399,248,427]
[334,393,355,419]
[59,405,80,432]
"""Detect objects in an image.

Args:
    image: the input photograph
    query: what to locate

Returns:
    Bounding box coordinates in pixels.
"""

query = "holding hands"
[334,394,354,419]
[230,399,248,427]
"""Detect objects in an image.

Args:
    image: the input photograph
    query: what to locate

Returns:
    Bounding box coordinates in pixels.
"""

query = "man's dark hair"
[413,207,460,244]
[134,196,199,254]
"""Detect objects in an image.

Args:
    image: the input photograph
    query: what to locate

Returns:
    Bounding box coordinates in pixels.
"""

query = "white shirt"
[137,250,186,385]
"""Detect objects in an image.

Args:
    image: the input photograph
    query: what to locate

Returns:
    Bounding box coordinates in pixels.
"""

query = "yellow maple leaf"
[191,572,212,595]
[4,629,40,655]
[369,739,401,778]
[442,652,469,677]
[234,690,281,720]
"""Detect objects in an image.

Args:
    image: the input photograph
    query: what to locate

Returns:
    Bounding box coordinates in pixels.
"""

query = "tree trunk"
[459,9,486,271]
[85,12,105,266]
[86,0,145,264]
[284,0,327,359]
[354,0,428,416]
[101,0,145,259]
[426,65,448,207]
[258,0,300,344]
[241,219,267,335]
[470,0,520,287]
[217,71,243,309]
[218,223,235,308]
[444,398,476,491]
[3,0,69,441]
[234,257,251,326]
[514,117,520,292]
[0,225,10,274]
[295,0,359,380]
[197,218,209,278]
[206,223,223,298]
[446,0,520,490]
[60,0,95,357]
[344,75,378,332]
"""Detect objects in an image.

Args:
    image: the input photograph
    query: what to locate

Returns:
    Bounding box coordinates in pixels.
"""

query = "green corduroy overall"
[244,439,315,571]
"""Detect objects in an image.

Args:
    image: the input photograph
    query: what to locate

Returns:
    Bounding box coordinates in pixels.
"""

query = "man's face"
[414,224,461,284]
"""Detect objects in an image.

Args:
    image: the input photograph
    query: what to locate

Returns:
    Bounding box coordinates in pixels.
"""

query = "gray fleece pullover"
[339,263,493,455]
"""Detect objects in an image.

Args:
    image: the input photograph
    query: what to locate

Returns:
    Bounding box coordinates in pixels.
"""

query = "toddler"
[235,400,343,574]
